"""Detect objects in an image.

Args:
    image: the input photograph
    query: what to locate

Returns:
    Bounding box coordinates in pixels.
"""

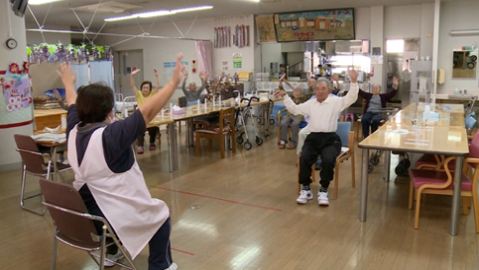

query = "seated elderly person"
[360,76,398,138]
[274,68,359,207]
[278,74,314,149]
[182,71,207,104]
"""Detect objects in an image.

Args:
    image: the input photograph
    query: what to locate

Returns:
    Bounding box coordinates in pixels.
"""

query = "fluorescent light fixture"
[174,6,213,13]
[104,14,138,22]
[138,10,175,18]
[29,0,63,5]
[105,5,213,22]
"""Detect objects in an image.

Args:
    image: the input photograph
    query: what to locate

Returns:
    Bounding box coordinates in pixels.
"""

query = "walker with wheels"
[235,97,263,150]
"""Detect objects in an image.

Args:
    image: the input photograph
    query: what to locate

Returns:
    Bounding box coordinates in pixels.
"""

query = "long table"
[358,102,469,235]
[149,99,273,172]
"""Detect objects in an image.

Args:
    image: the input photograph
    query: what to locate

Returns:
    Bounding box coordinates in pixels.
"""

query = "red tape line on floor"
[149,186,282,212]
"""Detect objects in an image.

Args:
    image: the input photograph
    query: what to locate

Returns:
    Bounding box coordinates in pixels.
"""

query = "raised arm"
[233,72,239,89]
[181,71,188,95]
[383,76,399,101]
[338,67,359,111]
[197,71,206,93]
[274,88,311,116]
[139,54,185,124]
[331,73,341,91]
[130,69,140,95]
[153,68,160,93]
[56,63,77,107]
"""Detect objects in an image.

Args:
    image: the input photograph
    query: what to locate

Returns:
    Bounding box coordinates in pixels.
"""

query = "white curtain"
[89,61,115,91]
[195,41,212,79]
[71,63,89,91]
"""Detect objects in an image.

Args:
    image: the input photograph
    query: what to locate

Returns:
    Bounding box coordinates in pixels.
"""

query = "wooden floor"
[1,124,478,270]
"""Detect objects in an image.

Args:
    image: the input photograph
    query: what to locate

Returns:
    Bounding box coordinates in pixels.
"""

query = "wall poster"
[274,8,355,42]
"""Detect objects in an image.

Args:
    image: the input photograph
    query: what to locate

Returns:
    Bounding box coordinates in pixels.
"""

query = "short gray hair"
[316,77,332,90]
[372,83,382,91]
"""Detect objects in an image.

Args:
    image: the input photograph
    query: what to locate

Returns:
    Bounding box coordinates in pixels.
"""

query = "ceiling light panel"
[73,1,141,13]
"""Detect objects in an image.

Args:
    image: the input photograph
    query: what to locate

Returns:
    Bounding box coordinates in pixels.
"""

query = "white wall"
[437,0,479,94]
[98,15,255,104]
[30,62,63,97]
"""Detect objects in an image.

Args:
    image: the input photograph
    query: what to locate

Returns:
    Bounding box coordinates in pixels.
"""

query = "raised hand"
[131,69,141,76]
[234,72,239,80]
[153,68,158,77]
[57,62,76,86]
[279,73,286,82]
[392,76,399,88]
[273,90,287,98]
[347,67,358,83]
[172,54,185,84]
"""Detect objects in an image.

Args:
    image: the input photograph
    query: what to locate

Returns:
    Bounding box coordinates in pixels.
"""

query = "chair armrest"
[277,109,288,122]
[465,157,479,164]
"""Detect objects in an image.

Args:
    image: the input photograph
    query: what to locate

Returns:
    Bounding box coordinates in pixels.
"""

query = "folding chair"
[39,179,137,270]
[14,134,71,215]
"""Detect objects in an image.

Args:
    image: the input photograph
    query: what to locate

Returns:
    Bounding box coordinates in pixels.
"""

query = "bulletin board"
[274,8,355,42]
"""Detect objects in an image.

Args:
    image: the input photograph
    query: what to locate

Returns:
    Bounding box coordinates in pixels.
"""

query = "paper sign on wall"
[233,53,242,69]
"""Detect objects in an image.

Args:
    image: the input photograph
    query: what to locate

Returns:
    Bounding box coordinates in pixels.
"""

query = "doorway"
[114,49,144,96]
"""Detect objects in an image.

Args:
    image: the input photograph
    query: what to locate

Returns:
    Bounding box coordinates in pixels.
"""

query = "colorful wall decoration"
[274,8,355,42]
[0,62,33,128]
[256,15,277,43]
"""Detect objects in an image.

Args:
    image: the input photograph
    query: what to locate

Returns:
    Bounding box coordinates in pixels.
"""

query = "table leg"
[382,150,391,182]
[51,146,58,182]
[167,123,178,172]
[450,155,464,235]
[263,102,270,137]
[186,119,194,147]
[360,148,369,221]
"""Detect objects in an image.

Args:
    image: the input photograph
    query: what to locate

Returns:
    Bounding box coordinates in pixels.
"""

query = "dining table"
[358,102,469,235]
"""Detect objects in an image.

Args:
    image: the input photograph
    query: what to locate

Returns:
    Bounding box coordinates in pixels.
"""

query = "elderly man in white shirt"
[274,68,359,206]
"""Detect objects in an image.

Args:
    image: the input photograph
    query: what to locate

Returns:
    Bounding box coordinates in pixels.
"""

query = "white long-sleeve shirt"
[283,83,359,133]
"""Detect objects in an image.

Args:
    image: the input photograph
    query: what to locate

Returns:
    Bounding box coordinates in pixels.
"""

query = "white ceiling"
[24,0,437,32]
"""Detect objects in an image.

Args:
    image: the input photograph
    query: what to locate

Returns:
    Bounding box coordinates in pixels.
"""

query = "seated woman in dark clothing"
[359,76,398,138]
[57,54,185,270]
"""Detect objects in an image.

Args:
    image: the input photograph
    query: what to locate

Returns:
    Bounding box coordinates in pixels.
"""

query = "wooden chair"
[14,134,71,215]
[195,107,236,158]
[297,122,355,200]
[408,131,479,232]
[39,179,137,270]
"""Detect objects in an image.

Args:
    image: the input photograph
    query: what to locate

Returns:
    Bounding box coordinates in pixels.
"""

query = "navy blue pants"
[79,185,174,269]
[362,112,382,138]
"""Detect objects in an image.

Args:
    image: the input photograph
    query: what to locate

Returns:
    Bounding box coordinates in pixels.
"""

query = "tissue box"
[172,108,185,115]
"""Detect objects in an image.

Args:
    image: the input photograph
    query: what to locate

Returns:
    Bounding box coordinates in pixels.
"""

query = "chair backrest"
[179,95,207,108]
[271,105,286,117]
[336,121,351,147]
[469,130,479,159]
[39,179,101,248]
[220,107,236,131]
[465,113,477,131]
[14,134,48,174]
